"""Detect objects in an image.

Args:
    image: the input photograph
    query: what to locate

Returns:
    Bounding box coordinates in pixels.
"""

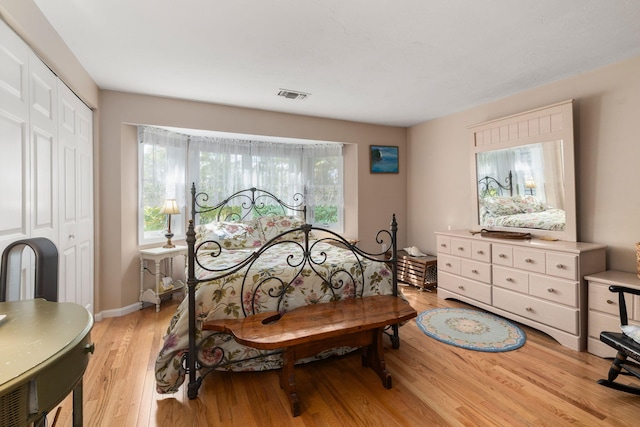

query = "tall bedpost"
[391,214,398,297]
[190,182,197,215]
[187,184,200,398]
[390,214,401,348]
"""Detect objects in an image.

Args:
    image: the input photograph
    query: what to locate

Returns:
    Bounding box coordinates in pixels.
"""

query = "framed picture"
[370,145,399,174]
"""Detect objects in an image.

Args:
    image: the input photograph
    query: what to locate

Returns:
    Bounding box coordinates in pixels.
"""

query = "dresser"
[585,270,640,358]
[435,230,606,351]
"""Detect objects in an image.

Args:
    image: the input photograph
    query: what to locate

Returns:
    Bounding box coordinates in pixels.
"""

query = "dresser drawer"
[471,241,491,262]
[439,272,492,304]
[513,248,546,274]
[437,235,451,254]
[461,259,491,283]
[529,274,578,307]
[587,310,640,358]
[588,309,620,340]
[493,265,528,293]
[546,252,578,280]
[438,254,461,275]
[492,244,513,266]
[493,287,578,334]
[588,282,632,317]
[450,238,472,259]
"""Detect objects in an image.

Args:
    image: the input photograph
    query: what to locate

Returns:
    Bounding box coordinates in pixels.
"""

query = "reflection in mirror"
[476,140,566,232]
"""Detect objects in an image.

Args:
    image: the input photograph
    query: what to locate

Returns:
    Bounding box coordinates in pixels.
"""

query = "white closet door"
[28,51,58,244]
[58,81,94,313]
[0,19,30,256]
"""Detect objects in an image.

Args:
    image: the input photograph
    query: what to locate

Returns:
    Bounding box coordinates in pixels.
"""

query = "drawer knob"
[472,269,478,274]
[499,254,507,258]
[446,263,452,267]
[477,250,484,255]
[525,306,533,312]
[85,343,95,354]
[506,277,514,282]
[458,285,465,290]
[525,258,533,263]
[547,288,555,293]
[440,243,447,248]
[555,263,565,269]
[457,247,464,251]
[606,299,615,305]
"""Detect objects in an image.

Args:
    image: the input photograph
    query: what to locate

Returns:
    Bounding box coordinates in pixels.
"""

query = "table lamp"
[524,178,536,196]
[160,199,181,248]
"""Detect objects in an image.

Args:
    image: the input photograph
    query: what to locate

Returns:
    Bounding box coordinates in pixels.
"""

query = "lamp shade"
[160,199,181,215]
[524,178,536,189]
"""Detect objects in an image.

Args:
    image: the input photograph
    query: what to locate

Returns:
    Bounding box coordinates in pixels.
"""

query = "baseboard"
[95,302,141,321]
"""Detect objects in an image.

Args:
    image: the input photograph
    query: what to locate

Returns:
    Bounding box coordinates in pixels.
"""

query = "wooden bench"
[203,295,417,416]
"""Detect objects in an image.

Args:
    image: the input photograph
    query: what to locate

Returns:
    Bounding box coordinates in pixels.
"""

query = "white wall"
[408,55,640,273]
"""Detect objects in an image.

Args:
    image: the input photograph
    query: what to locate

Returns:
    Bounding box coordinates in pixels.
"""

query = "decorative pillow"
[195,219,264,249]
[481,196,523,216]
[258,215,308,242]
[516,195,546,213]
[622,325,640,345]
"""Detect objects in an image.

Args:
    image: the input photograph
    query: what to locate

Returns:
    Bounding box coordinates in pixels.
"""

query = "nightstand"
[397,250,438,291]
[139,245,188,311]
[585,270,640,357]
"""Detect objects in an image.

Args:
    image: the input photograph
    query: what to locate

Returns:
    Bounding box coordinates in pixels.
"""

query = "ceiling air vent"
[277,89,310,100]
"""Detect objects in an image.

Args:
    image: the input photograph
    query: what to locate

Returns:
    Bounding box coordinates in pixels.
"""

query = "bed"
[477,172,566,232]
[155,185,403,398]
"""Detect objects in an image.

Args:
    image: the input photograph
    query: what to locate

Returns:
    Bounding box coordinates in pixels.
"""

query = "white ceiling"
[34,0,640,127]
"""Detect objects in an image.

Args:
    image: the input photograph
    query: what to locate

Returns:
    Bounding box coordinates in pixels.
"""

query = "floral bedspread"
[481,207,566,231]
[155,241,396,394]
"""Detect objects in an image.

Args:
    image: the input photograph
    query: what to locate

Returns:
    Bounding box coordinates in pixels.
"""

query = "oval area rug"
[416,307,526,352]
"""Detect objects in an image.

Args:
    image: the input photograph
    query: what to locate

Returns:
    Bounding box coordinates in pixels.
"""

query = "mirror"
[470,100,576,241]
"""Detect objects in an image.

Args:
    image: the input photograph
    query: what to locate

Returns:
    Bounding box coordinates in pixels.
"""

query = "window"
[303,144,343,227]
[138,127,187,245]
[138,126,343,245]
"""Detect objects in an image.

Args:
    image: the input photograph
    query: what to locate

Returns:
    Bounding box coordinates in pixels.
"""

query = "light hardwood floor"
[52,285,639,426]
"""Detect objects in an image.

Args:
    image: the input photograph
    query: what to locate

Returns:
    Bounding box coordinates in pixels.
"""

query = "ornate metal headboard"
[190,184,306,223]
[478,171,513,198]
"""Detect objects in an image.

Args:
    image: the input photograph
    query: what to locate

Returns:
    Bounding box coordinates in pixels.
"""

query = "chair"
[597,285,640,395]
[0,237,58,302]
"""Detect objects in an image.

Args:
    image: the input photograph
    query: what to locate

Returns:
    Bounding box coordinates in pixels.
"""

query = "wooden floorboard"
[51,285,640,426]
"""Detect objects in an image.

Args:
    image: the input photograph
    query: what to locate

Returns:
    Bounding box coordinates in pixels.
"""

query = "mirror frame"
[469,100,577,242]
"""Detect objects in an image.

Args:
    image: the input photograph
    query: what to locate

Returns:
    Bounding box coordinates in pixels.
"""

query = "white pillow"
[621,325,640,345]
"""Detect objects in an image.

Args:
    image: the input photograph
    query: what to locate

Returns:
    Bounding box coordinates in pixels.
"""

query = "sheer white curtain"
[140,126,345,235]
[188,137,308,217]
[138,126,188,243]
[252,142,304,204]
[188,136,252,203]
[303,144,343,226]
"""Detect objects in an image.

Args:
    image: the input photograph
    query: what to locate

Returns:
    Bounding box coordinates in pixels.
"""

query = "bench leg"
[280,348,301,417]
[361,328,392,389]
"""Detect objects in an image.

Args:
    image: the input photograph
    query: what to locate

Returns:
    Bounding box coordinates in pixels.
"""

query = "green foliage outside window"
[144,206,165,232]
[313,205,338,224]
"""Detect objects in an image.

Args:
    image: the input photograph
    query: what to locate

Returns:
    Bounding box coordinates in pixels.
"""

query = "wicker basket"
[637,242,640,279]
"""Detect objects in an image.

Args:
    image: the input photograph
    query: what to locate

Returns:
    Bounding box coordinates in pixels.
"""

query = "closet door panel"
[32,127,55,231]
[0,114,27,238]
[0,20,28,112]
[58,90,78,305]
[29,52,57,243]
[0,22,29,253]
[58,80,93,312]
